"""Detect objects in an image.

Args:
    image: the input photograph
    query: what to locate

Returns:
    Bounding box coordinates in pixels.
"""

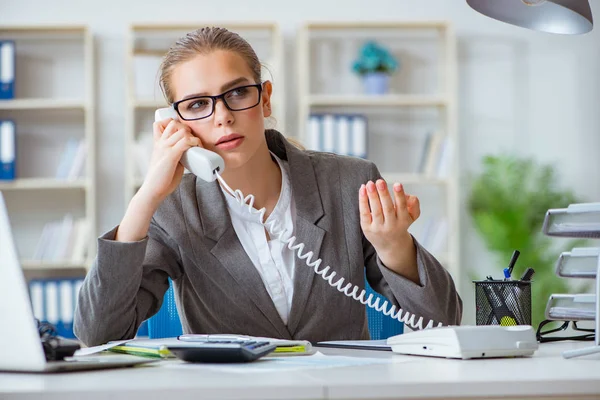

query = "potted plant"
[352,40,398,95]
[467,154,590,328]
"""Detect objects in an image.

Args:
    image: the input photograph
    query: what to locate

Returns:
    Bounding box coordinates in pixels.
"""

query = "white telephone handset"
[154,107,442,332]
[154,107,225,182]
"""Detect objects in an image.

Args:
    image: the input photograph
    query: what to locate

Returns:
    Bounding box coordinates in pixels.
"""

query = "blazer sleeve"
[73,219,183,346]
[363,163,463,328]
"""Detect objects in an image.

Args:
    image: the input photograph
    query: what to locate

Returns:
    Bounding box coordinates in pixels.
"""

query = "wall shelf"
[304,21,450,30]
[131,99,167,109]
[308,94,447,107]
[20,259,90,271]
[381,173,448,186]
[0,178,88,191]
[0,98,86,110]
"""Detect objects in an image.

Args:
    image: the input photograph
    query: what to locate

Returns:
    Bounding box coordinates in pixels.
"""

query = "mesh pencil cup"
[473,280,532,326]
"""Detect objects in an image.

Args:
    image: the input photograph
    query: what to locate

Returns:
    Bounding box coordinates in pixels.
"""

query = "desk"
[1,341,599,400]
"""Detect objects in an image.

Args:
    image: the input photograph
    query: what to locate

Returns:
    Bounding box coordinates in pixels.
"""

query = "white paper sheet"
[163,351,410,373]
[73,339,131,356]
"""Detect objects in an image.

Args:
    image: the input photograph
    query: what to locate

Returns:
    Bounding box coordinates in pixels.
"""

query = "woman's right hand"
[138,118,202,208]
[116,117,201,242]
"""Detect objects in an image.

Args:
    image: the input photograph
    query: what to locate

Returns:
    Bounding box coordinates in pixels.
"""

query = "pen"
[503,250,520,280]
[520,267,535,281]
[482,285,517,326]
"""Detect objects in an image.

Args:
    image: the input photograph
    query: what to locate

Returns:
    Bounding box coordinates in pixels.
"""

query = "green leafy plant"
[352,41,398,75]
[467,154,589,328]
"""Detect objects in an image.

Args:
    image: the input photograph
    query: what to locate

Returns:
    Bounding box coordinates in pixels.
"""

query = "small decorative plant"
[351,41,398,95]
[467,154,590,328]
[352,40,399,76]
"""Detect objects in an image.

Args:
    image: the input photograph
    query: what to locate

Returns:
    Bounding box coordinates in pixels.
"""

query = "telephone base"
[387,325,538,359]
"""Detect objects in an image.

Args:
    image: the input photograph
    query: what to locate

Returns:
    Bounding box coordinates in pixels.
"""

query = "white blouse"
[220,153,297,325]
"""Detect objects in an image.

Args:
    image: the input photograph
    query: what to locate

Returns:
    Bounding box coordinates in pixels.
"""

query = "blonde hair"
[159,27,262,104]
[285,136,306,150]
[158,27,305,150]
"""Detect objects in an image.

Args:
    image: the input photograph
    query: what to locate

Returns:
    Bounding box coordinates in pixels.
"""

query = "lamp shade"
[466,0,593,34]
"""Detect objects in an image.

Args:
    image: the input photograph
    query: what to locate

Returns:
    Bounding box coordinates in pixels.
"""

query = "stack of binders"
[28,278,149,339]
[28,278,84,339]
[542,202,600,358]
[306,113,367,158]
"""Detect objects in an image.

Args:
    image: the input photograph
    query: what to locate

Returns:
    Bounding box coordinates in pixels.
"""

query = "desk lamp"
[466,0,593,34]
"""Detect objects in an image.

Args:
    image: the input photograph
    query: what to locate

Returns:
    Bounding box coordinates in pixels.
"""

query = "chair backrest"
[147,279,182,339]
[147,276,403,340]
[364,278,404,340]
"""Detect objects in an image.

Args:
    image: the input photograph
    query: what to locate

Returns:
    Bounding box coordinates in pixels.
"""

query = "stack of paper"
[106,335,314,359]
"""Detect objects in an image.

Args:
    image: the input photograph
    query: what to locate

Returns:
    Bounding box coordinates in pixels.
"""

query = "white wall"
[3,0,600,323]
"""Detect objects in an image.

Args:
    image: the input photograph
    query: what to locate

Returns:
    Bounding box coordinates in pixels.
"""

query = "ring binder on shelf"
[0,40,15,100]
[542,203,600,359]
[0,120,16,180]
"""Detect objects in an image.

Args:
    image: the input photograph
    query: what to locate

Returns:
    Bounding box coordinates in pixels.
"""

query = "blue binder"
[0,41,15,100]
[28,278,84,339]
[28,277,149,339]
[0,120,16,180]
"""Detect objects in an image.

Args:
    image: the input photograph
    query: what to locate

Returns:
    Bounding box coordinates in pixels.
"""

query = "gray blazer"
[74,130,462,346]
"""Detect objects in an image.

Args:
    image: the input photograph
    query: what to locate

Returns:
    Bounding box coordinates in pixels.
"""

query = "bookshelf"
[296,21,460,290]
[0,25,96,274]
[124,22,285,206]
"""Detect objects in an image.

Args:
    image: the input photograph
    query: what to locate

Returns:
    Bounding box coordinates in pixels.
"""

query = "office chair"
[146,276,404,340]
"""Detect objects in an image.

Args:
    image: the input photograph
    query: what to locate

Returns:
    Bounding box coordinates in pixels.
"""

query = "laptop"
[0,191,155,372]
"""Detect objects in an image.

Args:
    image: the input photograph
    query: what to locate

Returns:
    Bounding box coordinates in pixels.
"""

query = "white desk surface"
[1,341,600,400]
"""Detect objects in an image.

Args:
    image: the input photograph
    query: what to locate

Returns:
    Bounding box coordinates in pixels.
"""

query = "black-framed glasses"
[173,83,263,121]
[536,319,595,343]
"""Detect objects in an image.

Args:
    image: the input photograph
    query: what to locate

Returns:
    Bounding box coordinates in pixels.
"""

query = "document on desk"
[164,351,410,373]
[73,340,131,357]
[315,339,391,351]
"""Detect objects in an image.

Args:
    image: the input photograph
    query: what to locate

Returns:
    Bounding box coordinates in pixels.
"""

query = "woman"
[74,27,462,347]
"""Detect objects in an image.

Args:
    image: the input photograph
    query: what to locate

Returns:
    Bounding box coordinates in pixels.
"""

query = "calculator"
[166,339,277,363]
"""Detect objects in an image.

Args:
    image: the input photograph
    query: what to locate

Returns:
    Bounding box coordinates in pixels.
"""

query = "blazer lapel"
[210,227,291,339]
[181,130,328,338]
[183,177,291,339]
[286,217,325,334]
[273,132,327,335]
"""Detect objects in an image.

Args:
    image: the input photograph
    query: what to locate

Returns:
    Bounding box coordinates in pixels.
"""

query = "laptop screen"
[0,191,48,370]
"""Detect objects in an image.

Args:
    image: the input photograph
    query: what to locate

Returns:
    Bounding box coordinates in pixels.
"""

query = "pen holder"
[473,280,532,326]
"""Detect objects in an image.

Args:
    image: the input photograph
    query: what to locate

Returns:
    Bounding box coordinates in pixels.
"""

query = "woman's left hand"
[359,179,421,280]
